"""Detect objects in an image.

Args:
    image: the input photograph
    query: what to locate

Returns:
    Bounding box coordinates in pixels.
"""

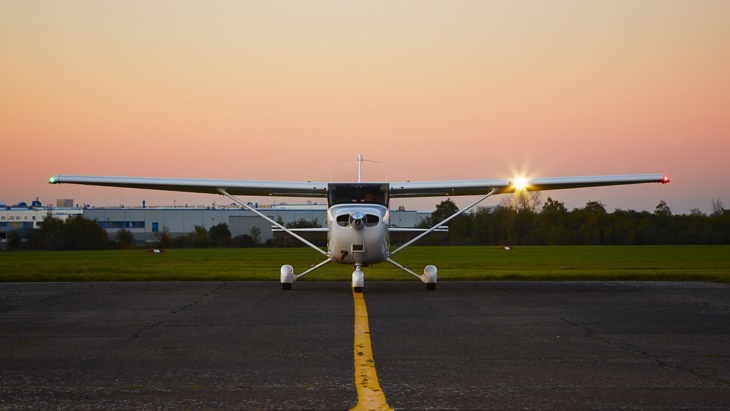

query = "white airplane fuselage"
[327,204,390,266]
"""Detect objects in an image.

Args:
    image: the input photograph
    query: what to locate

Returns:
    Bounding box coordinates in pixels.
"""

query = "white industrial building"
[83,204,426,243]
[1,202,83,248]
[2,199,428,245]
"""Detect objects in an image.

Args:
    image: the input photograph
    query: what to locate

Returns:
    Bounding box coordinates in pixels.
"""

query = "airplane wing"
[271,227,329,232]
[49,175,328,198]
[388,174,669,198]
[389,227,449,232]
[50,173,668,198]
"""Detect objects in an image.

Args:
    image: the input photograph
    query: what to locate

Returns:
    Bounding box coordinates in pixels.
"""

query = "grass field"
[2,246,729,283]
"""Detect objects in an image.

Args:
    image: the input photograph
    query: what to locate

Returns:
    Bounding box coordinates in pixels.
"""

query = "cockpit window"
[328,183,389,207]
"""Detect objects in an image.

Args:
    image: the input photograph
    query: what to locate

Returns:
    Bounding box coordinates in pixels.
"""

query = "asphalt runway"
[1,281,728,410]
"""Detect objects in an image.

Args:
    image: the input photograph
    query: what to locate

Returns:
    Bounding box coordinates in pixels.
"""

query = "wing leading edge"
[387,174,669,198]
[48,175,328,198]
[49,173,668,198]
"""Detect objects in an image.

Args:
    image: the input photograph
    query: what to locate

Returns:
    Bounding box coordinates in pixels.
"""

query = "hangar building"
[83,204,426,243]
[2,199,428,247]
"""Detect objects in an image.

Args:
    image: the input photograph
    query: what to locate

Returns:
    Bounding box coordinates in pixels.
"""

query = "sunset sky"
[2,1,728,214]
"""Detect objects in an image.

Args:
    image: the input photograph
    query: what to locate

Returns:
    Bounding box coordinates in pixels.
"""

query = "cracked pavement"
[1,281,728,410]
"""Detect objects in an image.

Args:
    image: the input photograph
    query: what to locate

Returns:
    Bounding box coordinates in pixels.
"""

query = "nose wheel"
[352,265,364,293]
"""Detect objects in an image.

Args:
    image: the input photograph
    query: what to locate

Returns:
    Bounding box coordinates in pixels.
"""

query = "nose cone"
[350,211,366,230]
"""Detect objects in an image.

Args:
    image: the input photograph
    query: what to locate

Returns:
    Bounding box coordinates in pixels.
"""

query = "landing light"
[513,177,528,191]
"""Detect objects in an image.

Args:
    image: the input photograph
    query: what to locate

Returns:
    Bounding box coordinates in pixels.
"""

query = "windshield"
[327,183,389,207]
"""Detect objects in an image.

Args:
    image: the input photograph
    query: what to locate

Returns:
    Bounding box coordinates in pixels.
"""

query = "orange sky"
[2,1,728,213]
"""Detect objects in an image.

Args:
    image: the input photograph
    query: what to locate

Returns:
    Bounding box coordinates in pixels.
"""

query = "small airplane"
[49,155,669,291]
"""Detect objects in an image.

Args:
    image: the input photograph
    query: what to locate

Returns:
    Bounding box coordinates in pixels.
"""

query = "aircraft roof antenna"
[358,154,363,183]
[339,154,382,182]
[354,154,383,183]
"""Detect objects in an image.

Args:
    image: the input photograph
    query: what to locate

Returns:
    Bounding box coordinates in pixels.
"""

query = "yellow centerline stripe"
[350,290,393,411]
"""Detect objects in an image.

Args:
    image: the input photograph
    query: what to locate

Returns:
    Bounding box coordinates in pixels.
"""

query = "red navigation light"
[662,175,670,184]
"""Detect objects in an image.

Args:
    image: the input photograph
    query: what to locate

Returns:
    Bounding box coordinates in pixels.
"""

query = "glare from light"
[513,177,528,191]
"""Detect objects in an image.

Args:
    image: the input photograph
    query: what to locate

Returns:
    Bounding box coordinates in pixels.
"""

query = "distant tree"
[611,209,640,245]
[231,234,255,248]
[448,213,474,245]
[249,226,262,247]
[709,200,730,244]
[675,212,711,244]
[191,225,210,247]
[652,200,676,244]
[413,199,462,244]
[7,230,22,249]
[372,195,730,246]
[471,207,493,245]
[115,229,136,249]
[416,216,431,229]
[540,197,569,245]
[515,208,540,245]
[63,215,109,250]
[208,223,232,247]
[654,200,672,217]
[497,191,542,212]
[490,204,518,245]
[154,226,174,249]
[574,201,607,245]
[38,216,66,250]
[711,197,725,216]
[433,199,459,225]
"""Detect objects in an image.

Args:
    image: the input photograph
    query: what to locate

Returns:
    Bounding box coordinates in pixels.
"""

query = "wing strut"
[385,258,422,279]
[218,188,328,257]
[390,189,497,256]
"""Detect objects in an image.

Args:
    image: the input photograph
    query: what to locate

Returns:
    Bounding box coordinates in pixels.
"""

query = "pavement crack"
[167,283,225,315]
[172,301,200,314]
[622,343,730,387]
[675,294,729,311]
[562,318,730,387]
[489,284,511,294]
[560,317,597,339]
[129,321,163,340]
[207,282,228,296]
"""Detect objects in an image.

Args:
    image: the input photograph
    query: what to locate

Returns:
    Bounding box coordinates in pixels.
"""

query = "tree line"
[4,199,729,251]
[3,216,324,250]
[418,196,730,246]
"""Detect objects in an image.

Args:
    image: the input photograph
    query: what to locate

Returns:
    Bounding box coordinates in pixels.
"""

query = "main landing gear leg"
[280,258,332,290]
[386,258,438,290]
